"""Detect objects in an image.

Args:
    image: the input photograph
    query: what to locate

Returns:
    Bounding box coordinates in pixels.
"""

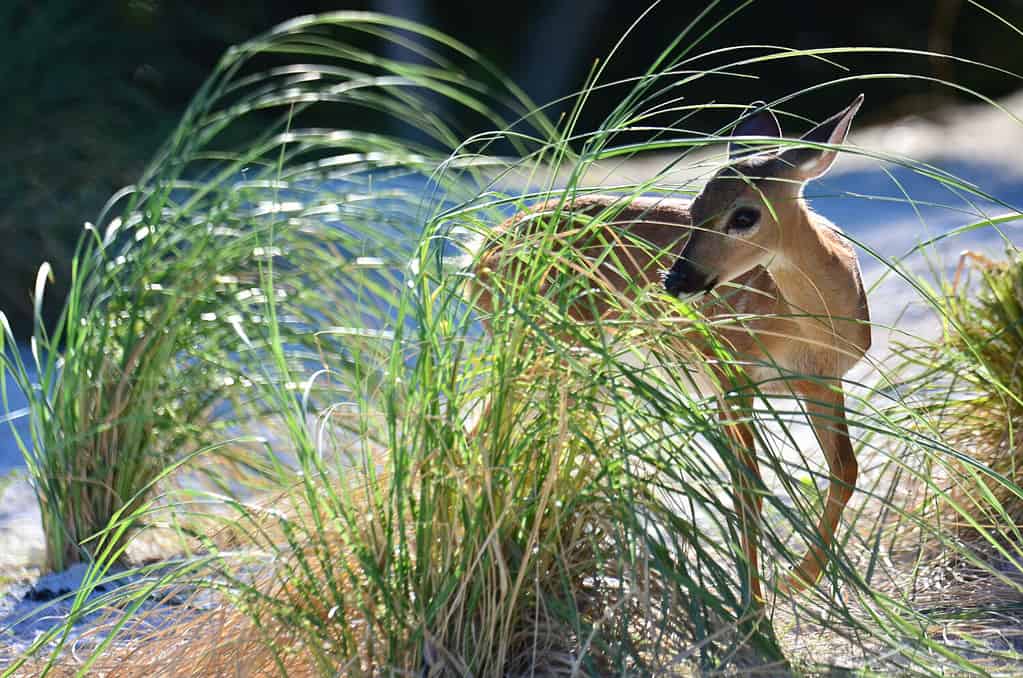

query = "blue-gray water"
[1,346,35,476]
[1,159,1021,475]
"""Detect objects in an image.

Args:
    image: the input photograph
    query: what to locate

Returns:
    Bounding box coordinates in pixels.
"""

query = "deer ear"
[780,94,864,180]
[728,101,782,160]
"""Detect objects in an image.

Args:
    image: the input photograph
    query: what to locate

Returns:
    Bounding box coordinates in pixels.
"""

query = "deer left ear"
[780,94,864,180]
[728,101,782,160]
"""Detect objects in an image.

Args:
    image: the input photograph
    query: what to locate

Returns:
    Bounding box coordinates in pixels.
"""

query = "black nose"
[663,263,717,297]
[663,269,687,297]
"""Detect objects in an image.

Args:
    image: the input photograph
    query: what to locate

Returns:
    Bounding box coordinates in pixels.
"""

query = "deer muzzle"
[663,258,718,297]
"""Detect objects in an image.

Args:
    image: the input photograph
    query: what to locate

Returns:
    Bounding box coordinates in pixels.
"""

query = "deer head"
[663,95,864,296]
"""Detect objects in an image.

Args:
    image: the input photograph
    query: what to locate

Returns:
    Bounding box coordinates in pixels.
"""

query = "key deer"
[471,96,871,602]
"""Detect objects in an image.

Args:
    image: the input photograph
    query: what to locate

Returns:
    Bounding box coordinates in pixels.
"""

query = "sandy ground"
[1,93,1022,668]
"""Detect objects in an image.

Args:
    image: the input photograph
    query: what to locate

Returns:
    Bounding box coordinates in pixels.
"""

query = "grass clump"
[196,323,779,674]
[935,249,1023,533]
[1,217,271,572]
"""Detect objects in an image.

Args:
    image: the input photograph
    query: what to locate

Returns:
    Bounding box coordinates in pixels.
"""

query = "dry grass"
[930,251,1023,535]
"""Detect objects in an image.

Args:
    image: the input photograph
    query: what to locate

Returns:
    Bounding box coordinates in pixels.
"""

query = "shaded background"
[3,0,1022,338]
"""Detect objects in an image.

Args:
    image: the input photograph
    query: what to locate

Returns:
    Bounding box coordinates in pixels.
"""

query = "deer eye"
[728,207,760,232]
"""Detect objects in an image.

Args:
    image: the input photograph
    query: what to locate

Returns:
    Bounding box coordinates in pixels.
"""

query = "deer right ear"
[728,101,782,159]
[779,94,864,180]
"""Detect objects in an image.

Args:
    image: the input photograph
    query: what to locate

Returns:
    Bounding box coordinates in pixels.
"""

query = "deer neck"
[764,202,841,316]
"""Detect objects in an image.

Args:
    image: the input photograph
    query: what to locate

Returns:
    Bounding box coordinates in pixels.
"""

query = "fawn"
[471,96,871,601]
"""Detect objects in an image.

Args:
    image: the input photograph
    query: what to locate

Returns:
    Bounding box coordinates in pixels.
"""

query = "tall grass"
[0,11,535,572]
[3,4,1023,676]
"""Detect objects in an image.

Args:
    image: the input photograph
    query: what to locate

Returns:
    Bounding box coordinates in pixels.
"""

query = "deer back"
[471,195,792,353]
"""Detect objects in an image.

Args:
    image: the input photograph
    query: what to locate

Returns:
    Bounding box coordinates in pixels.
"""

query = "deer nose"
[662,269,688,296]
[663,261,717,297]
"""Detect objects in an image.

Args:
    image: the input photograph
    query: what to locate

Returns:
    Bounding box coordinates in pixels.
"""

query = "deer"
[469,96,871,603]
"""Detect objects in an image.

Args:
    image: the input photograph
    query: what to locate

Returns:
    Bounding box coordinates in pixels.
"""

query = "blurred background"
[3,0,1023,338]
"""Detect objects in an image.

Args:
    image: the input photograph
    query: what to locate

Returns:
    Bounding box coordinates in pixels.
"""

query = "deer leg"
[719,398,764,604]
[781,381,858,593]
